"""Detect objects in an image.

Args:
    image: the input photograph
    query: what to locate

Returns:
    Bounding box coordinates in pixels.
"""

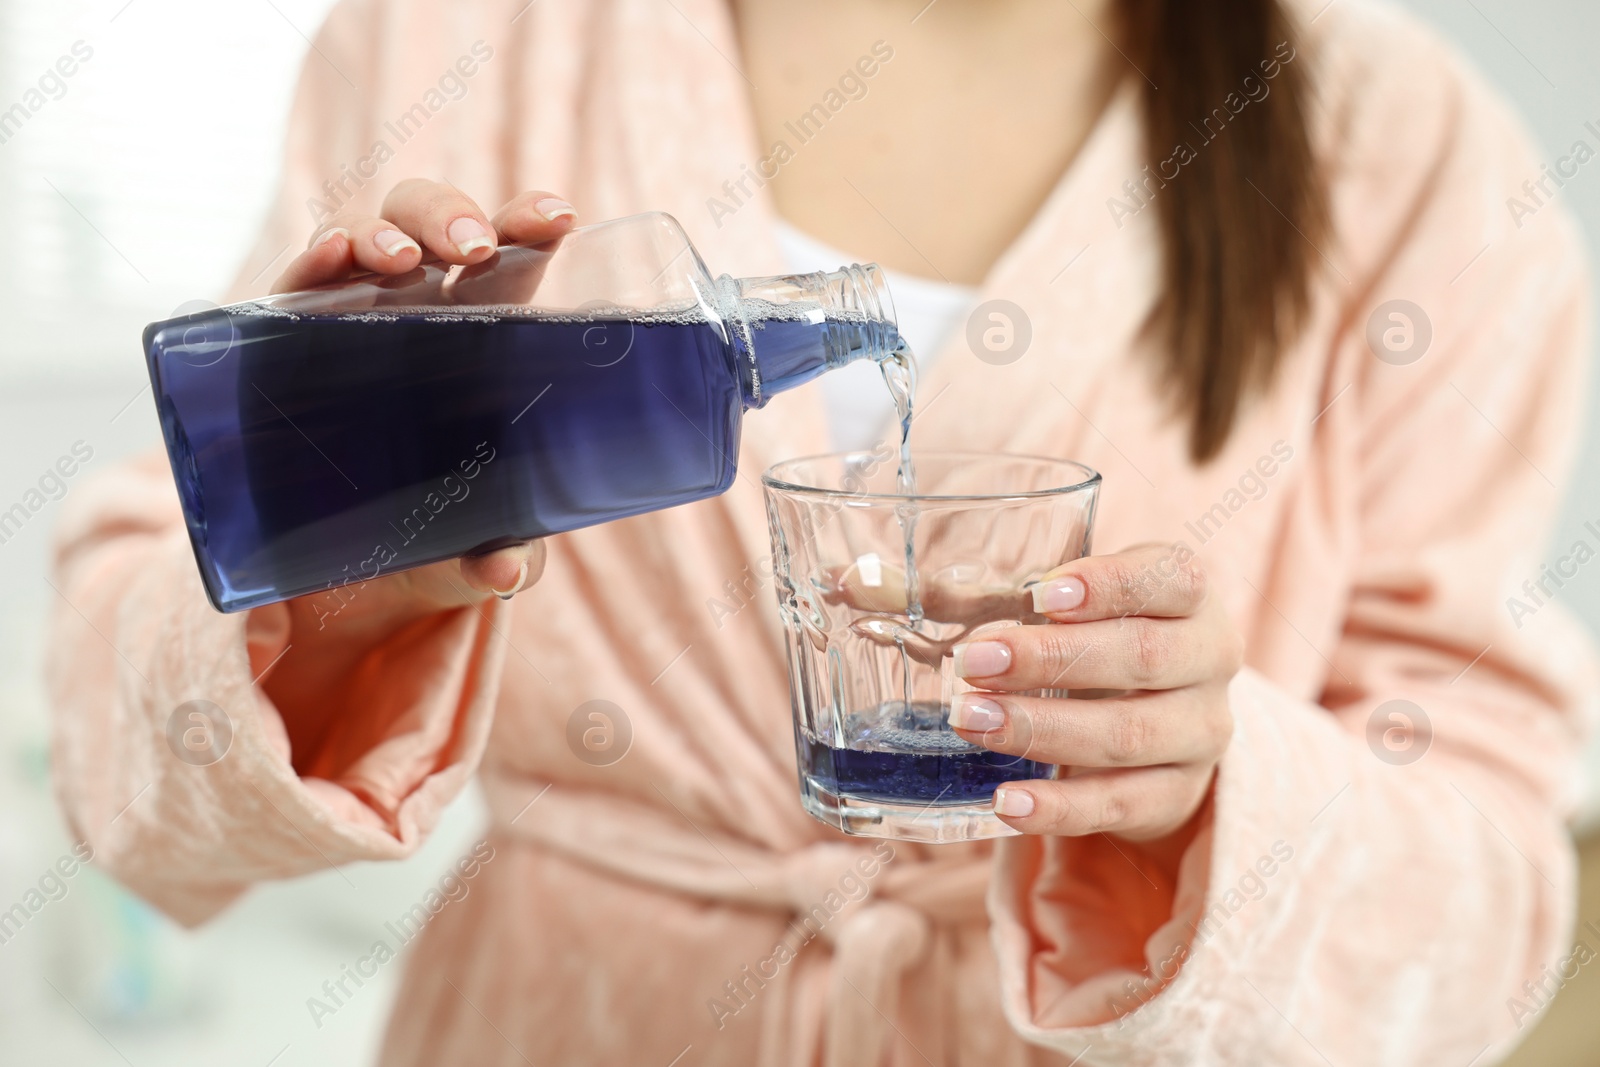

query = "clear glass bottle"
[144,212,899,612]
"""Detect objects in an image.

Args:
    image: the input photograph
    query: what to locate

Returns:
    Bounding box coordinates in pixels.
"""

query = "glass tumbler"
[763,451,1100,842]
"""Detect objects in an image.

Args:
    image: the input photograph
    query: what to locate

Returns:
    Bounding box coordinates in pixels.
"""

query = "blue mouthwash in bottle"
[144,212,898,612]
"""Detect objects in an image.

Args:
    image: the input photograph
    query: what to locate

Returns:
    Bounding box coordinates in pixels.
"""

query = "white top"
[771,219,979,453]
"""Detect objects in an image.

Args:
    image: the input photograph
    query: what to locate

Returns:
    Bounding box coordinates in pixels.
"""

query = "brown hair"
[1120,0,1327,463]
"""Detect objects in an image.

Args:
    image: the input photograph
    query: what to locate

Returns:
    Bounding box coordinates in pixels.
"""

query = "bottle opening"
[719,265,901,409]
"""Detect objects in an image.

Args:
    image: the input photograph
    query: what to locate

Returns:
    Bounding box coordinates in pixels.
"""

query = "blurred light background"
[0,0,1596,1063]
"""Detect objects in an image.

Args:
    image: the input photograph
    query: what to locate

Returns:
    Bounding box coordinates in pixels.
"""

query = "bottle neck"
[715,264,899,409]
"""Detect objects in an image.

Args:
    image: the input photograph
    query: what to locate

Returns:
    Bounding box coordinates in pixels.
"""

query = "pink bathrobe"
[47,0,1599,1063]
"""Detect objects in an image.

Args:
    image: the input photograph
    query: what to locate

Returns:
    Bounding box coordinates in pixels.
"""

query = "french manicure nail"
[1032,576,1086,614]
[375,229,420,257]
[949,694,1006,732]
[994,787,1035,818]
[448,216,496,257]
[491,559,529,600]
[534,197,577,221]
[314,227,350,247]
[953,640,1011,678]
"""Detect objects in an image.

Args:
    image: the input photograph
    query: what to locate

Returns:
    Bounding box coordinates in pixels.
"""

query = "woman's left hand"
[949,543,1242,845]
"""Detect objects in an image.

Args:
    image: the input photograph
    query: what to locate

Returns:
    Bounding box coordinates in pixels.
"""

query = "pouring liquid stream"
[878,344,922,714]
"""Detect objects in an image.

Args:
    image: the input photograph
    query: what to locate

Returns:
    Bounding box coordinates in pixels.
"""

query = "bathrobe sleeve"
[46,1,510,926]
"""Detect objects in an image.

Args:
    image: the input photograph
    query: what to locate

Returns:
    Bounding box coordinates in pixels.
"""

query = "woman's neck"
[733,0,1120,284]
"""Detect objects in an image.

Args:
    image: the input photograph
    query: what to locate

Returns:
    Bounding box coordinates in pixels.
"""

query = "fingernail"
[534,197,577,221]
[491,559,529,600]
[448,216,496,257]
[949,694,1006,732]
[1032,576,1086,614]
[994,787,1035,818]
[375,229,420,258]
[314,227,350,247]
[953,640,1011,678]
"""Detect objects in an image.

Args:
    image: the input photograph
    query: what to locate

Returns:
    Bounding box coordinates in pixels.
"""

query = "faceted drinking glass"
[763,451,1100,842]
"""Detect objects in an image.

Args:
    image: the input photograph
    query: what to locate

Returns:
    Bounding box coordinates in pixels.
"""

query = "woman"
[47,0,1596,1063]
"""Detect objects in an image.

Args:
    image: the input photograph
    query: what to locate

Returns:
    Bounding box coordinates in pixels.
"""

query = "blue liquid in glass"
[146,304,852,612]
[799,701,1046,804]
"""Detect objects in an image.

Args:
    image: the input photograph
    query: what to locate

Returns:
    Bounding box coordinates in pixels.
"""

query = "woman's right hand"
[268,180,578,622]
[272,178,577,297]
